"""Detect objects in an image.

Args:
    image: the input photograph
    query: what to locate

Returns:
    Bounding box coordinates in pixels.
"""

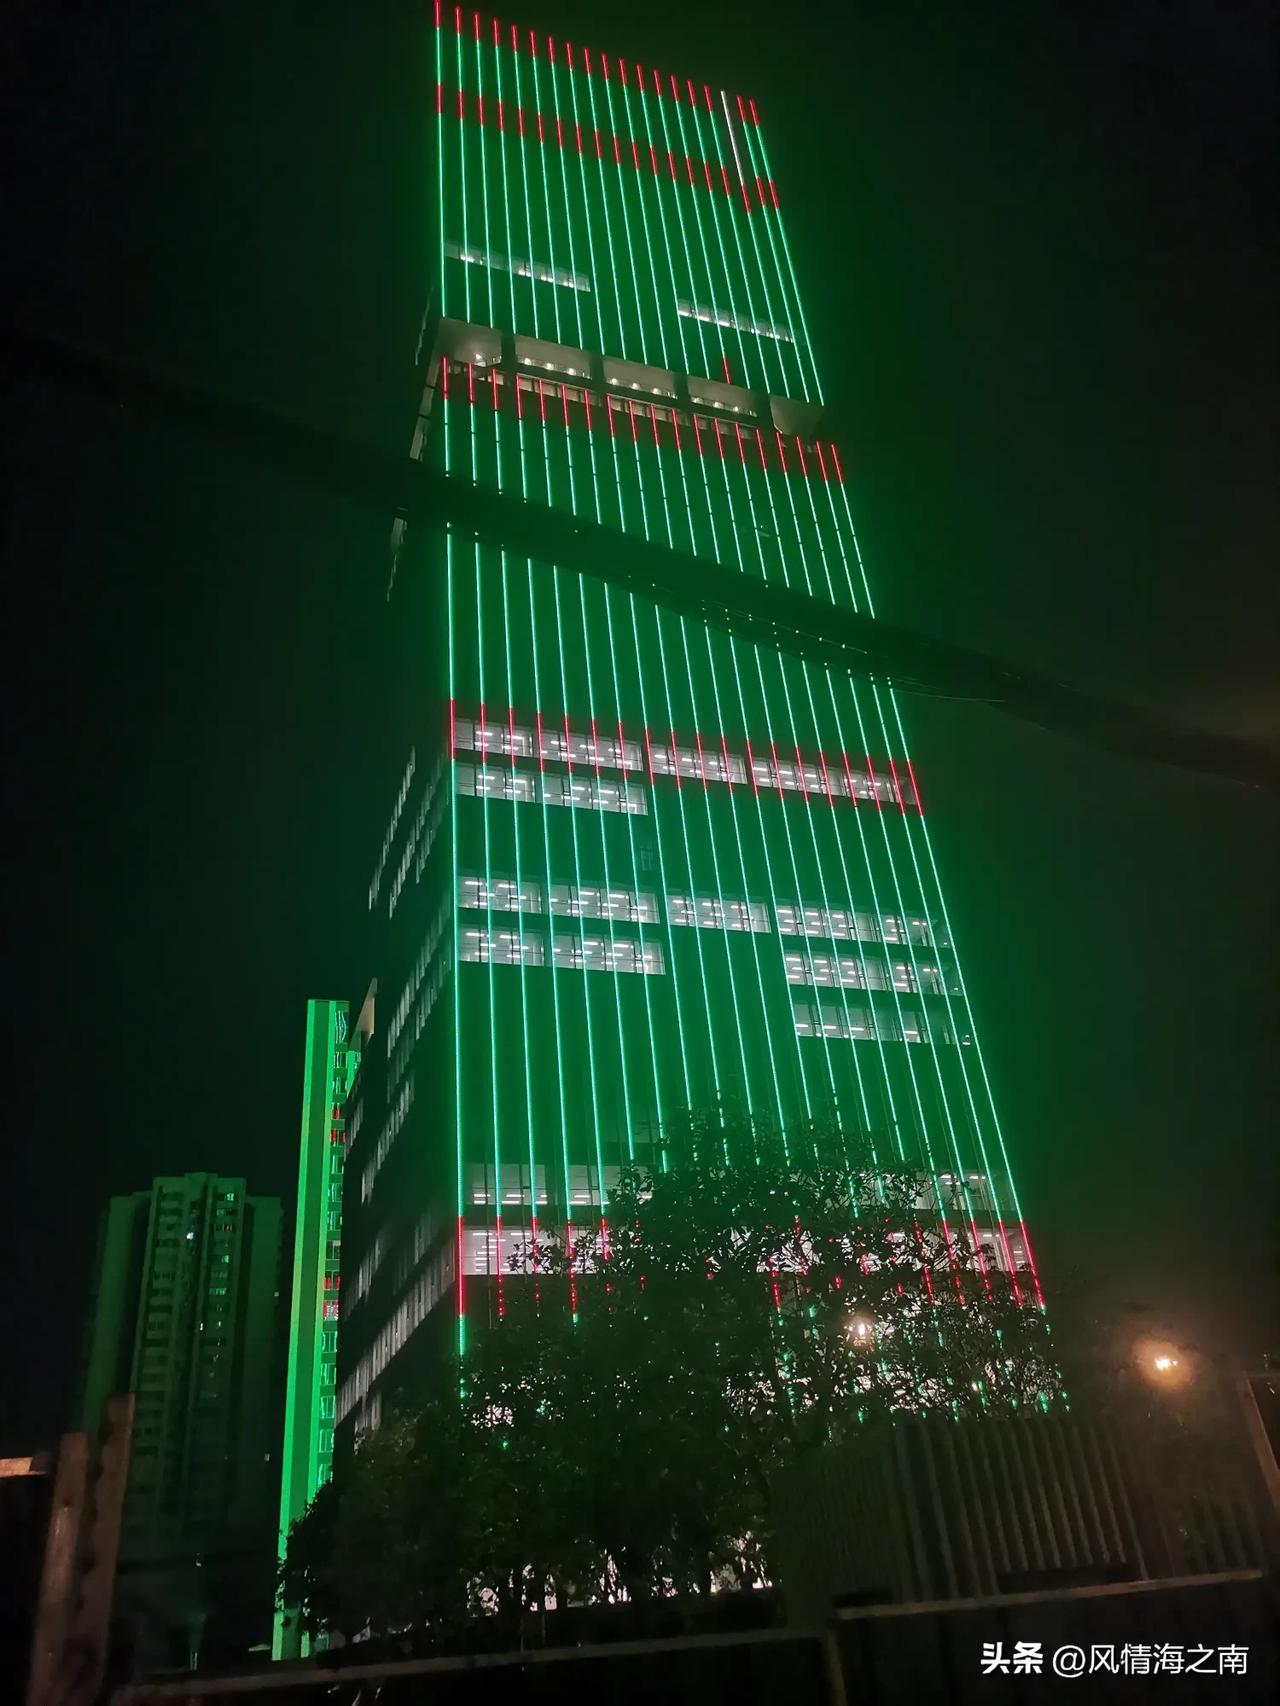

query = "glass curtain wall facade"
[339,8,1039,1435]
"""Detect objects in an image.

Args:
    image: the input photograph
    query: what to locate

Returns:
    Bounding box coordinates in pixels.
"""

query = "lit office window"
[667,894,771,933]
[453,717,535,759]
[541,774,648,815]
[552,936,665,976]
[650,743,748,785]
[455,717,644,772]
[777,903,935,947]
[784,952,889,990]
[677,300,794,344]
[459,875,543,914]
[444,239,592,294]
[549,883,658,923]
[455,762,647,816]
[460,929,545,967]
[541,726,645,770]
[748,754,894,803]
[882,915,933,947]
[455,763,537,803]
[891,962,945,994]
[793,1001,950,1045]
[468,1162,550,1208]
[776,903,879,942]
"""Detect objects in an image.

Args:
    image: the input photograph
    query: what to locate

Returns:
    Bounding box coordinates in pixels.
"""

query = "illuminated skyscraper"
[273,999,362,1659]
[339,9,1039,1435]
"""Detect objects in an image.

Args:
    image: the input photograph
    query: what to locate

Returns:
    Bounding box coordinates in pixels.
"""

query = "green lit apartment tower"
[79,1175,282,1573]
[273,998,364,1659]
[338,9,1040,1434]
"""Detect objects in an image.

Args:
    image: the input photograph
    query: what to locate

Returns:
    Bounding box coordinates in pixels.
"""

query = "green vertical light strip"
[686,99,783,398]
[647,90,800,1134]
[731,460,849,1134]
[515,394,576,1261]
[666,91,733,387]
[526,42,564,348]
[435,16,448,322]
[626,80,696,381]
[565,421,643,1164]
[421,22,1038,1342]
[760,459,925,1179]
[613,452,729,1120]
[618,85,760,1127]
[678,155,845,1126]
[273,1002,321,1661]
[499,539,540,1258]
[527,582,578,1259]
[783,469,925,1179]
[544,48,632,1197]
[650,451,755,1127]
[469,462,503,1291]
[665,100,863,1139]
[610,425,697,1122]
[546,47,587,354]
[487,25,539,1251]
[547,476,611,1211]
[777,352,998,1230]
[827,477,1028,1264]
[472,31,496,336]
[561,47,667,1149]
[612,76,673,371]
[610,83,762,1128]
[517,55,614,1219]
[703,480,826,1128]
[440,16,467,1347]
[486,23,520,336]
[723,199,940,1182]
[709,107,963,1202]
[570,55,625,357]
[686,455,793,1135]
[719,102,815,404]
[447,521,466,1354]
[682,95,761,391]
[465,23,499,1263]
[734,112,825,405]
[582,61,638,359]
[588,71,707,1123]
[453,21,473,326]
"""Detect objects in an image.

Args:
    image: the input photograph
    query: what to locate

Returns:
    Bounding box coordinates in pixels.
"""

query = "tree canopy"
[282,1112,1060,1641]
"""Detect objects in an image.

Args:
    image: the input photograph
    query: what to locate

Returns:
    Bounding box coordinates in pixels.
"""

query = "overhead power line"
[5,324,1275,797]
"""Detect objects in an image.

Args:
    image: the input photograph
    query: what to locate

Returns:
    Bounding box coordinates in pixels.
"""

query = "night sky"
[2,0,1275,1450]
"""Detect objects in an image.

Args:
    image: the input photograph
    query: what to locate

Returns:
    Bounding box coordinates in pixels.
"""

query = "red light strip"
[440,9,761,118]
[439,357,845,483]
[452,701,911,811]
[863,754,884,813]
[437,80,775,208]
[1019,1220,1046,1308]
[905,759,925,816]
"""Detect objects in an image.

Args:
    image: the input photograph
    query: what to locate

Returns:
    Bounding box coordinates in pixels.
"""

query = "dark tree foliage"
[282,1112,1060,1639]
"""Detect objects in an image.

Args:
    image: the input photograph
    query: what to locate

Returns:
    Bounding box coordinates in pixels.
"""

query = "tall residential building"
[338,10,1039,1435]
[273,998,365,1660]
[79,1175,282,1570]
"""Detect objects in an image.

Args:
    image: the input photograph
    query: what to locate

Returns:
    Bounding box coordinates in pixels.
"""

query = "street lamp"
[846,1309,875,1344]
[1135,1337,1190,1390]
